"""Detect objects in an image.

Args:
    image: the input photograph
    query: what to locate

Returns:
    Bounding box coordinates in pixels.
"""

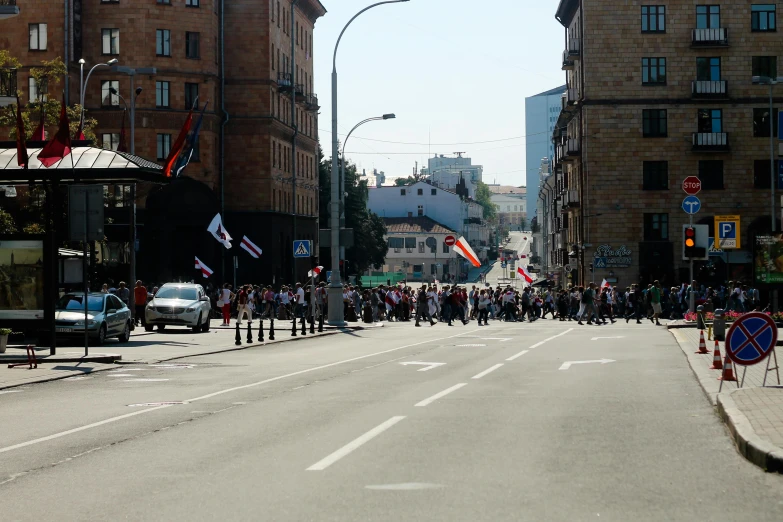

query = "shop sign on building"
[592,245,632,268]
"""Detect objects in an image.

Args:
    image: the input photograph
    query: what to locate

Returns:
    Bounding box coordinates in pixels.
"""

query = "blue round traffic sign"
[682,195,701,215]
[725,312,778,366]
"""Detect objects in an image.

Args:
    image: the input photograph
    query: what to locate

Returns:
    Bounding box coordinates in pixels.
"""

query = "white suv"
[145,283,212,332]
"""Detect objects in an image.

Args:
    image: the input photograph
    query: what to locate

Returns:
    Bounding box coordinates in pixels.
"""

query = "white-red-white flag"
[240,235,262,258]
[308,265,324,278]
[453,236,481,268]
[517,265,534,284]
[195,256,213,278]
[207,213,232,249]
[601,279,611,289]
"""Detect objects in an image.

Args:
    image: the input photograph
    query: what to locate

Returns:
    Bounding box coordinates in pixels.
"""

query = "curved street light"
[79,58,119,125]
[328,0,410,326]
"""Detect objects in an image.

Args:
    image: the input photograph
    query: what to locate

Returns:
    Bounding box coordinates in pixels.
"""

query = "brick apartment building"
[0,0,325,285]
[548,0,782,289]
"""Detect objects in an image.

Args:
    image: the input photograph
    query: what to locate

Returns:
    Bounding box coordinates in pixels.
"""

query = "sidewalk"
[0,319,381,391]
[670,327,783,473]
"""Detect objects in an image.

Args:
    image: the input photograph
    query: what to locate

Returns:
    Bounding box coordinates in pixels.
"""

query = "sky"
[313,0,565,187]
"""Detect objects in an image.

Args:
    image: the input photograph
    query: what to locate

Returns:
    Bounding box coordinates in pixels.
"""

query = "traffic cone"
[696,330,709,354]
[709,340,723,370]
[718,356,737,381]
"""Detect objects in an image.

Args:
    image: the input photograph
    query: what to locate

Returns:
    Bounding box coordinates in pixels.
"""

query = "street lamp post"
[328,0,410,326]
[752,75,783,232]
[339,113,395,271]
[79,58,118,125]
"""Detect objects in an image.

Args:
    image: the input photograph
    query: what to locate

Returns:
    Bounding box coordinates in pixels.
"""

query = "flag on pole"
[308,266,324,278]
[453,236,481,268]
[517,265,534,284]
[74,112,86,141]
[207,213,233,249]
[31,101,46,141]
[601,279,610,289]
[173,101,207,177]
[162,107,194,177]
[240,235,262,258]
[194,256,213,278]
[38,98,72,168]
[15,96,28,168]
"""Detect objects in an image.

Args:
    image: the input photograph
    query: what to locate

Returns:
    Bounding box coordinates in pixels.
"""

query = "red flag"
[163,109,193,177]
[15,96,28,168]
[117,109,128,152]
[38,99,72,168]
[31,103,46,141]
[74,113,85,141]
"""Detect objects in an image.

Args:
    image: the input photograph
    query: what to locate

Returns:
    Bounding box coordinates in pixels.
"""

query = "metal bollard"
[309,313,315,334]
[301,315,306,336]
[291,314,297,337]
[713,309,726,342]
[259,319,265,342]
[269,316,275,340]
[235,323,242,346]
[247,322,253,344]
[318,312,324,333]
[707,324,713,340]
[696,305,706,330]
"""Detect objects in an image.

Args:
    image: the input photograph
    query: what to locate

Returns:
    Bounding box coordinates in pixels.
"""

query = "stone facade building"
[551,0,782,289]
[0,0,325,284]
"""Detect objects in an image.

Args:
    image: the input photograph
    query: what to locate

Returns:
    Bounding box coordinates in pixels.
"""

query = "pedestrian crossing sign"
[293,240,311,258]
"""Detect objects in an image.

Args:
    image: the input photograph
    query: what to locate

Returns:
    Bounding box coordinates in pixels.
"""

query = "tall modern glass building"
[524,85,566,222]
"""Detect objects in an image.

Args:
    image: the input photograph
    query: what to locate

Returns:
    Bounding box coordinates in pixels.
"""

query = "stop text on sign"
[682,176,701,196]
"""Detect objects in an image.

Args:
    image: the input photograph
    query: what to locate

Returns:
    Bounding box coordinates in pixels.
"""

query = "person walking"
[650,280,663,326]
[133,280,148,327]
[236,285,253,325]
[219,283,234,326]
[415,285,436,327]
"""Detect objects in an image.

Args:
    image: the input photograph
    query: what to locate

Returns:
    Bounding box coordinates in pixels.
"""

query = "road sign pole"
[689,213,694,313]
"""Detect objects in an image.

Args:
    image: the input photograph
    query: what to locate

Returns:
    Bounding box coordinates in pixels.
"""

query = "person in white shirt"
[295,283,306,318]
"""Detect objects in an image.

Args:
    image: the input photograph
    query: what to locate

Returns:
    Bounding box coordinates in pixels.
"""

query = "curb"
[0,354,122,364]
[717,390,783,474]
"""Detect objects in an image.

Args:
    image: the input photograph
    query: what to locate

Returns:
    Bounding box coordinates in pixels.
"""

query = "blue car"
[54,292,132,345]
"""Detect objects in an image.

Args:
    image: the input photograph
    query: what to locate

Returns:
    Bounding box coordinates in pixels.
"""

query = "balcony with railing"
[0,0,19,20]
[277,72,293,92]
[303,93,319,111]
[692,80,728,99]
[692,27,728,47]
[0,69,17,108]
[562,50,574,70]
[566,88,579,106]
[692,132,729,152]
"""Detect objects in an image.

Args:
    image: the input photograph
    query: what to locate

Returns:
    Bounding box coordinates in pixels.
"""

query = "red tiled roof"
[382,217,456,235]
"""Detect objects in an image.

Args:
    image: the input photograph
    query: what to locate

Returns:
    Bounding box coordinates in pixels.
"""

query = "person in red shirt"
[450,286,468,325]
[133,280,148,327]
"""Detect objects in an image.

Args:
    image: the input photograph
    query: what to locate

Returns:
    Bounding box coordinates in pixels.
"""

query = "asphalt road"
[1,318,782,521]
[485,231,532,286]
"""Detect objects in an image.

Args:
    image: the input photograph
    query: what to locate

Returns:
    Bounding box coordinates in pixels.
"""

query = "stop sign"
[682,176,701,196]
[444,235,456,246]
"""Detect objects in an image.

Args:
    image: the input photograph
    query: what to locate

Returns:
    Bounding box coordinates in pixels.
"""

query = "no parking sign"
[725,312,777,366]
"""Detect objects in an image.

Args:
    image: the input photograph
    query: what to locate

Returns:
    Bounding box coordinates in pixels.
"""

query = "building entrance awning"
[0,144,169,184]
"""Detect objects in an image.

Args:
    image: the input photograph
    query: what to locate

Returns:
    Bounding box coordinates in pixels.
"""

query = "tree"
[0,208,17,234]
[474,181,497,221]
[519,217,528,231]
[394,176,416,186]
[318,148,388,276]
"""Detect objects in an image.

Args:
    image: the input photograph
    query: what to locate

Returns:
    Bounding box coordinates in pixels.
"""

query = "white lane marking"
[590,336,624,341]
[457,344,486,347]
[122,379,170,382]
[366,483,445,491]
[306,416,406,471]
[415,383,467,407]
[399,361,446,372]
[0,330,478,456]
[0,405,172,455]
[111,368,147,371]
[529,328,573,349]
[107,374,136,377]
[0,390,23,395]
[506,349,529,361]
[479,337,512,342]
[558,359,616,371]
[472,363,504,380]
[186,330,479,403]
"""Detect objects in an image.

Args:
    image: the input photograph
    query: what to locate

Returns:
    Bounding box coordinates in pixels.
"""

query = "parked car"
[145,283,211,332]
[55,292,132,345]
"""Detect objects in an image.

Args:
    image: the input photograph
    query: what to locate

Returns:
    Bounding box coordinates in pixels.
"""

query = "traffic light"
[683,226,707,259]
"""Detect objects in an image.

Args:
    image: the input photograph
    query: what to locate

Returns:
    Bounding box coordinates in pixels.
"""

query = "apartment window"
[417,188,423,195]
[186,0,200,6]
[185,82,199,109]
[442,243,449,254]
[643,161,668,190]
[157,0,171,4]
[754,159,782,188]
[751,5,776,32]
[28,77,47,103]
[102,133,120,151]
[696,57,721,81]
[186,32,200,59]
[418,242,425,253]
[400,189,406,195]
[643,213,669,241]
[102,28,120,55]
[696,5,720,29]
[642,57,666,85]
[641,6,666,33]
[155,81,170,108]
[101,80,120,107]
[431,189,437,195]
[697,109,723,132]
[156,29,171,56]
[101,0,120,3]
[431,264,437,275]
[417,205,424,216]
[753,107,779,137]
[157,134,172,160]
[752,56,778,78]
[29,23,48,50]
[698,160,724,189]
[277,1,280,27]
[643,109,667,137]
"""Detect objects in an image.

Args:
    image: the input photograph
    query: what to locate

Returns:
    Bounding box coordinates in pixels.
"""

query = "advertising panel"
[0,240,45,319]
[754,234,783,284]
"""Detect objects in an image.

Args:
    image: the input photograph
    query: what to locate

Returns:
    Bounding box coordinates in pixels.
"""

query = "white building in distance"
[420,154,483,198]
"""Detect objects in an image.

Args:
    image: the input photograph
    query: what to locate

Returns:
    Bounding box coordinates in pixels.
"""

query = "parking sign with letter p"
[714,215,741,249]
